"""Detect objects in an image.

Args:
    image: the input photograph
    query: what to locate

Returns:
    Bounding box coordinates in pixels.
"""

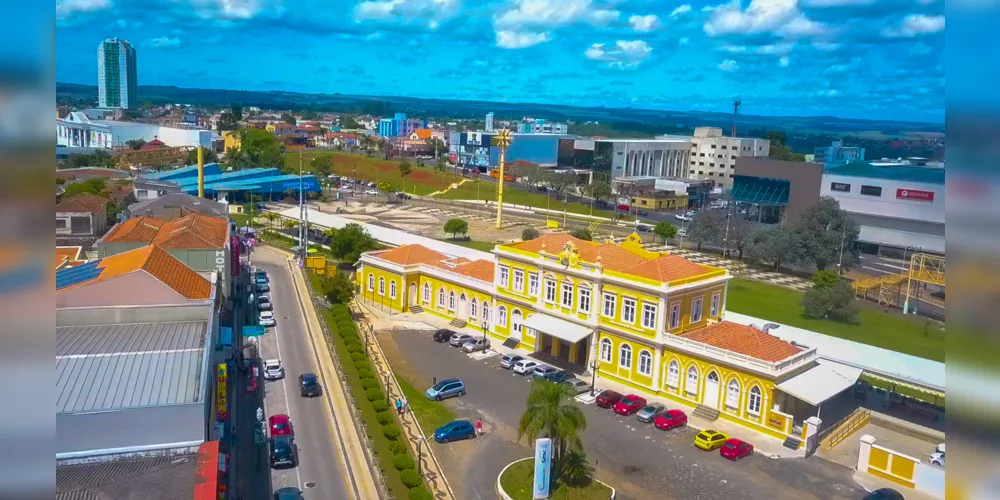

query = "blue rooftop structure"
[171,168,276,187]
[143,163,224,181]
[178,172,320,197]
[56,260,104,291]
[825,162,945,185]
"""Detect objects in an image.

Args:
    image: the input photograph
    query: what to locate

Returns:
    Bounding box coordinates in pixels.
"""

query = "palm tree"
[264,212,279,229]
[518,379,587,471]
[282,219,297,232]
[398,159,412,194]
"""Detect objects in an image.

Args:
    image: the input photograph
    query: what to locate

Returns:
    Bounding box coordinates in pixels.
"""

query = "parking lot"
[381,328,867,500]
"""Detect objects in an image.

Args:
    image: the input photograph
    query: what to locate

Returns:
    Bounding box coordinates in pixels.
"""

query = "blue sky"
[55,0,943,122]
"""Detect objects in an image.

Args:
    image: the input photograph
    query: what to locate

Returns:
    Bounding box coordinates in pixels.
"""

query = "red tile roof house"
[56,193,111,244]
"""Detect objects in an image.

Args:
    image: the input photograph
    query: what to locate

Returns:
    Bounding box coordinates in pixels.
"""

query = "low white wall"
[495,457,616,500]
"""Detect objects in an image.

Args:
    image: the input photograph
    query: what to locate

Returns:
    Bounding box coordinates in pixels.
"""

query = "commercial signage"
[229,236,240,277]
[216,363,228,421]
[466,132,482,146]
[766,410,788,432]
[243,325,266,337]
[533,438,552,499]
[896,188,935,202]
[830,182,851,192]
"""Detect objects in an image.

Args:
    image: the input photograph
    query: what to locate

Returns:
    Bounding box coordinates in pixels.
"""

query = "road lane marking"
[270,301,303,491]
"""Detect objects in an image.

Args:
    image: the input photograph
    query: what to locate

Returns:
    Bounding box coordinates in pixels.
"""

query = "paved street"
[382,329,866,500]
[252,249,353,499]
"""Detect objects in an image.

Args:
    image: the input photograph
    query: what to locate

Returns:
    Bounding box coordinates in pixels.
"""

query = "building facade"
[356,233,848,449]
[660,127,770,188]
[813,141,865,166]
[600,139,692,181]
[485,112,495,132]
[731,158,825,225]
[448,131,495,169]
[516,119,568,135]
[98,37,138,110]
[57,112,214,149]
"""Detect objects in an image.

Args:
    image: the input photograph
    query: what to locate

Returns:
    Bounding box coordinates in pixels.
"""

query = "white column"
[652,347,662,392]
[857,434,875,471]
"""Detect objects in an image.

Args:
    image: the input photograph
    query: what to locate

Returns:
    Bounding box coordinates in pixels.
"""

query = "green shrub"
[382,424,401,440]
[408,487,433,500]
[346,343,364,354]
[365,388,384,402]
[394,454,415,471]
[358,368,375,380]
[354,360,372,373]
[362,378,380,391]
[350,352,367,364]
[371,399,388,413]
[331,304,351,316]
[399,469,422,488]
[376,410,394,426]
[337,320,357,332]
[389,440,407,455]
[343,333,361,345]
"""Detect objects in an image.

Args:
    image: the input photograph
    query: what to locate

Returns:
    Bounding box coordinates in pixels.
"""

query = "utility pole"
[494,129,513,229]
[836,222,847,275]
[298,147,306,261]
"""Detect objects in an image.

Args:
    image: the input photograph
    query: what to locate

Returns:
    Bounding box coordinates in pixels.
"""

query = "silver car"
[636,403,667,423]
[449,333,474,347]
[462,338,490,352]
[263,359,285,380]
[563,378,591,395]
[500,354,525,369]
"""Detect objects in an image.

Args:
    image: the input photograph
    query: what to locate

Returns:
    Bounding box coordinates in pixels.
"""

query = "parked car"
[273,487,304,500]
[562,378,591,394]
[863,488,905,500]
[257,296,273,311]
[676,229,687,237]
[616,204,630,211]
[268,414,294,437]
[462,338,490,352]
[433,329,455,343]
[929,450,945,467]
[533,365,559,379]
[674,214,692,222]
[595,390,624,408]
[448,333,474,347]
[654,409,688,431]
[613,394,648,416]
[542,370,572,383]
[263,359,285,380]
[259,311,276,326]
[637,223,653,232]
[365,189,379,195]
[720,438,754,460]
[426,378,466,401]
[299,373,322,397]
[637,209,649,216]
[500,354,524,369]
[434,420,476,443]
[256,282,270,293]
[255,270,269,282]
[396,193,412,200]
[635,403,666,423]
[269,435,297,468]
[694,430,729,451]
[512,359,539,375]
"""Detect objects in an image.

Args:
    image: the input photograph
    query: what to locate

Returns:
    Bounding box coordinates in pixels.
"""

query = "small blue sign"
[533,438,552,499]
[220,327,233,347]
[243,325,266,337]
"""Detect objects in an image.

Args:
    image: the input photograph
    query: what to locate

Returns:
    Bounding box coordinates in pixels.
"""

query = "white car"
[365,189,379,195]
[257,296,273,311]
[674,214,692,221]
[929,451,945,467]
[462,338,490,352]
[263,359,285,380]
[512,359,539,375]
[259,311,276,326]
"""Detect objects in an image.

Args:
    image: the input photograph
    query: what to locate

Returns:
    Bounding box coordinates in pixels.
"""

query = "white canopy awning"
[522,314,593,344]
[776,359,864,407]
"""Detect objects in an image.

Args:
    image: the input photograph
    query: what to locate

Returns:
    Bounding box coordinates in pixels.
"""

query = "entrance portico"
[522,314,592,369]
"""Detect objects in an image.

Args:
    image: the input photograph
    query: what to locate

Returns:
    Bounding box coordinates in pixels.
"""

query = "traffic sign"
[243,325,266,337]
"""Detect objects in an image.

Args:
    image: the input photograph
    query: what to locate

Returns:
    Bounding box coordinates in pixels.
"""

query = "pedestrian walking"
[475,418,483,436]
[396,398,403,415]
[401,397,409,413]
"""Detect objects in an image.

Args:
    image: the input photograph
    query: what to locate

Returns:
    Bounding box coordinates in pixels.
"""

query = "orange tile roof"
[373,245,451,266]
[55,246,88,270]
[56,192,109,214]
[414,128,433,140]
[103,216,165,244]
[452,260,495,282]
[58,245,211,300]
[152,214,228,249]
[622,254,712,282]
[681,322,804,362]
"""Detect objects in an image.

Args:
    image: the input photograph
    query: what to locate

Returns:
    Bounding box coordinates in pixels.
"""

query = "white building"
[659,127,770,188]
[485,112,494,132]
[821,162,945,255]
[97,38,138,110]
[57,112,213,150]
[516,118,568,135]
[603,139,693,180]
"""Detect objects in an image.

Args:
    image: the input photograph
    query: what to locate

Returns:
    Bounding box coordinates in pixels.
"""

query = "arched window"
[448,291,456,311]
[666,360,680,388]
[368,274,374,292]
[638,350,652,376]
[498,306,508,327]
[512,309,523,333]
[423,283,431,303]
[482,301,491,324]
[685,366,699,395]
[437,288,445,308]
[389,281,397,299]
[619,344,632,369]
[747,386,763,416]
[470,298,478,319]
[599,338,612,362]
[378,277,385,295]
[726,379,741,409]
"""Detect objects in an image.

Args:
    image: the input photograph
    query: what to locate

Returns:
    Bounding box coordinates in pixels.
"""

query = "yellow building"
[357,233,853,448]
[223,131,241,153]
[630,191,688,211]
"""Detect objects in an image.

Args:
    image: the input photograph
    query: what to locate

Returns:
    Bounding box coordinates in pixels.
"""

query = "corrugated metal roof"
[56,322,207,414]
[57,453,198,500]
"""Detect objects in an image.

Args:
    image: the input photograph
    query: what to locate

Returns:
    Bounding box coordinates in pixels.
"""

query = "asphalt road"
[252,248,352,500]
[386,329,866,500]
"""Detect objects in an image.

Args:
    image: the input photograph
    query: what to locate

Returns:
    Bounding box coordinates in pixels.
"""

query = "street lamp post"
[590,360,600,397]
[417,437,425,476]
[493,129,513,229]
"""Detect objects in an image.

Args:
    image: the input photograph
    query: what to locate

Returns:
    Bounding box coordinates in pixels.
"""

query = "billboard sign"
[216,363,228,421]
[533,438,553,499]
[896,188,935,202]
[229,236,241,276]
[467,132,482,146]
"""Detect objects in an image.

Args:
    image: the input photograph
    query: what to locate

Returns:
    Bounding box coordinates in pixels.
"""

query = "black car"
[396,193,412,200]
[270,435,297,468]
[863,489,905,500]
[299,373,322,397]
[433,329,455,343]
[274,487,303,500]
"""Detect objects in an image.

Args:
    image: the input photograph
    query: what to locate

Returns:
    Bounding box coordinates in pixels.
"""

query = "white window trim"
[747,386,763,416]
[726,379,740,410]
[499,266,510,287]
[529,273,539,296]
[578,287,591,314]
[545,279,557,303]
[389,281,397,299]
[438,288,446,308]
[498,306,508,327]
[666,361,680,388]
[378,277,385,295]
[638,350,652,376]
[513,269,524,292]
[512,309,523,333]
[423,283,431,303]
[619,344,632,369]
[641,302,657,329]
[599,338,612,362]
[448,291,456,311]
[368,274,374,292]
[685,366,699,395]
[470,298,478,319]
[561,281,574,308]
[483,302,491,323]
[668,301,681,330]
[602,293,617,318]
[622,297,637,324]
[691,297,703,324]
[711,292,721,317]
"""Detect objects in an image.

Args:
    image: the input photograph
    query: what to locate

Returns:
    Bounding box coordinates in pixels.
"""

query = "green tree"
[547,171,576,198]
[558,450,594,487]
[745,226,798,270]
[443,218,469,239]
[791,196,860,270]
[310,154,334,178]
[125,139,146,150]
[687,210,725,251]
[186,147,219,165]
[282,219,297,231]
[724,215,755,259]
[281,113,297,125]
[764,130,806,161]
[398,159,412,194]
[377,181,393,192]
[341,116,361,129]
[425,138,447,157]
[802,271,860,323]
[263,212,279,229]
[327,223,378,262]
[653,221,678,243]
[581,180,612,204]
[568,228,593,241]
[299,110,319,120]
[230,103,243,121]
[521,227,540,241]
[230,128,285,171]
[321,271,356,304]
[61,178,108,198]
[517,379,587,473]
[519,164,547,191]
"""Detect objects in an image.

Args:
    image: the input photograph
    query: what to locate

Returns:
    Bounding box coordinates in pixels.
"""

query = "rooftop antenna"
[731,98,741,137]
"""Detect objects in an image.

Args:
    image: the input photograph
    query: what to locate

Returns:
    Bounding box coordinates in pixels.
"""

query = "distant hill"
[56,82,944,139]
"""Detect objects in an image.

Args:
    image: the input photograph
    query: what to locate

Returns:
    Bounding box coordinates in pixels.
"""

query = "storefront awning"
[777,359,863,406]
[522,314,592,344]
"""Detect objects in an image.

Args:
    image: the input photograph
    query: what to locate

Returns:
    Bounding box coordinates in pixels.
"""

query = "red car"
[595,390,623,408]
[613,394,647,416]
[654,409,688,431]
[269,414,294,438]
[720,438,754,460]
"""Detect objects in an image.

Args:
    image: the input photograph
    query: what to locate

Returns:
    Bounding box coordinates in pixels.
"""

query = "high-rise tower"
[98,37,138,109]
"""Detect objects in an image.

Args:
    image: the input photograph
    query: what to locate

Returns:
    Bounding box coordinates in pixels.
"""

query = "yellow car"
[694,430,729,451]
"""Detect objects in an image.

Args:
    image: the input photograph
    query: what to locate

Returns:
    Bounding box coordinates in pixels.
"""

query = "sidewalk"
[853,471,941,499]
[352,300,457,500]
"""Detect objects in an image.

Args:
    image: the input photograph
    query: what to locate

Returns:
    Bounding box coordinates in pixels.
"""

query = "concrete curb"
[495,457,616,500]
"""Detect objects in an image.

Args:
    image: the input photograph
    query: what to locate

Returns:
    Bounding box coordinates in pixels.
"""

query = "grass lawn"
[436,180,616,220]
[436,238,497,252]
[726,278,945,362]
[395,375,457,438]
[499,459,613,500]
[284,150,463,196]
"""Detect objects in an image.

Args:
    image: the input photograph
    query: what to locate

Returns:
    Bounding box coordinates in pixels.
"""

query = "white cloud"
[186,0,269,20]
[146,37,181,48]
[670,4,692,17]
[585,40,652,68]
[678,37,690,45]
[629,14,661,32]
[704,0,827,38]
[881,14,945,37]
[779,55,789,66]
[801,0,875,6]
[718,59,739,71]
[355,0,460,28]
[496,30,551,48]
[719,42,793,55]
[56,0,110,19]
[494,0,619,31]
